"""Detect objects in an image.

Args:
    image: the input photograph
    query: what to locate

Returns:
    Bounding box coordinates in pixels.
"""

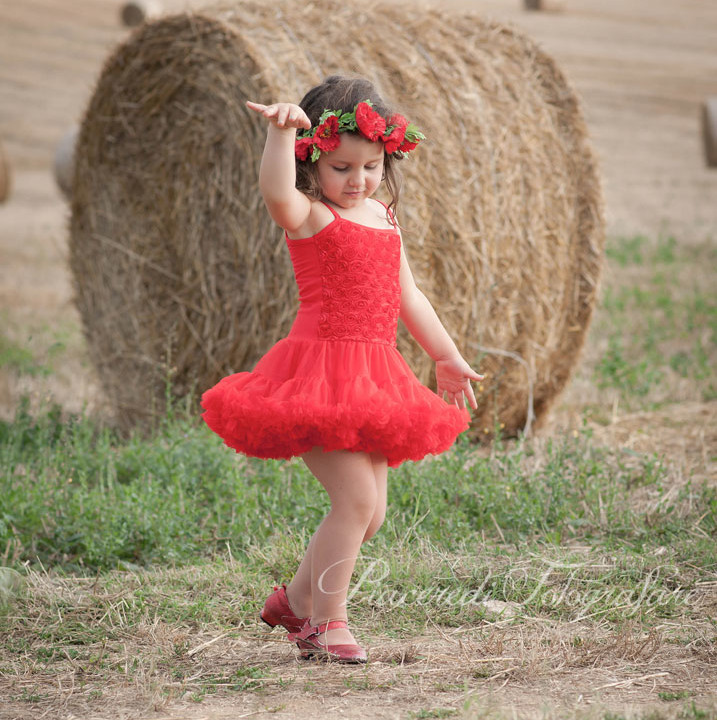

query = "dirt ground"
[0,1,716,718]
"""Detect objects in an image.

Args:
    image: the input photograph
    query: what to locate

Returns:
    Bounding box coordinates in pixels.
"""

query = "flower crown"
[295,100,425,162]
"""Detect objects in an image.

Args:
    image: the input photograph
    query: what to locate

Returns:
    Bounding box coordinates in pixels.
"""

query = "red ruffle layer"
[201,337,469,467]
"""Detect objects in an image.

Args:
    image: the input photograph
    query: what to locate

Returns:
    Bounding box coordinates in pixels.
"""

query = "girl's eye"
[330,163,380,172]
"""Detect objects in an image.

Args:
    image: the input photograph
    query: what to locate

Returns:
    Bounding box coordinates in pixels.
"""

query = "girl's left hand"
[435,356,484,410]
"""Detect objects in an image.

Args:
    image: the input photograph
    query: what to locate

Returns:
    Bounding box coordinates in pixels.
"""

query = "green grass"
[1,233,716,717]
[0,396,714,647]
[0,319,71,379]
[1,398,714,580]
[0,333,51,377]
[593,236,717,406]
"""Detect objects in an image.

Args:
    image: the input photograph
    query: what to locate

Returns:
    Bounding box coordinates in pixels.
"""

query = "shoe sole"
[296,640,367,664]
[298,649,367,664]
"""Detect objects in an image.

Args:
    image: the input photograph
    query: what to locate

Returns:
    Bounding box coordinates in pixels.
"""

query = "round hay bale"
[71,0,604,436]
[0,139,10,204]
[702,98,717,168]
[524,0,567,11]
[120,0,163,27]
[54,126,79,201]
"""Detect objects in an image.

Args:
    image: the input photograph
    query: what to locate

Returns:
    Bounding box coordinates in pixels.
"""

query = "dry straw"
[70,0,604,436]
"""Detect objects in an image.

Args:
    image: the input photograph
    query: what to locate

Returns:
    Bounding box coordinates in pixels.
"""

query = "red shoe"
[259,584,308,634]
[288,619,367,664]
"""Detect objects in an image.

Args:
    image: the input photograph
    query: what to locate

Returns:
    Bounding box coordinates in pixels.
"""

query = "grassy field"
[1,0,716,716]
[0,233,715,720]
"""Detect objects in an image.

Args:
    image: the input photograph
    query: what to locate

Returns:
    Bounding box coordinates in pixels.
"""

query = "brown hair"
[296,75,404,219]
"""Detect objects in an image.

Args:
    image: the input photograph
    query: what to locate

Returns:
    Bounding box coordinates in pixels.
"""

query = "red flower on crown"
[295,136,313,161]
[294,101,424,161]
[382,114,408,154]
[398,137,419,153]
[355,101,387,141]
[313,114,341,153]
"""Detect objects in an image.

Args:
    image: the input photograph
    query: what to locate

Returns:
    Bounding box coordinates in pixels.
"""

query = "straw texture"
[70,0,604,436]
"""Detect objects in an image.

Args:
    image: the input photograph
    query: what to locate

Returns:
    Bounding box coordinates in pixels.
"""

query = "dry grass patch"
[1,547,715,720]
[588,402,717,487]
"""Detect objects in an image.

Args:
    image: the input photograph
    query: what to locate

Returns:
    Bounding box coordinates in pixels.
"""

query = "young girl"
[201,75,483,664]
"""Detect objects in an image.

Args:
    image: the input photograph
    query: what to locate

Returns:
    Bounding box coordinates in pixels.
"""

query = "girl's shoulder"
[286,198,398,240]
[285,198,336,241]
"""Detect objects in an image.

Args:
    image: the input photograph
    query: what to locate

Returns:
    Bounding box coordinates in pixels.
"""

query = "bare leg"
[363,452,388,543]
[285,448,382,646]
[287,451,388,617]
[284,533,317,619]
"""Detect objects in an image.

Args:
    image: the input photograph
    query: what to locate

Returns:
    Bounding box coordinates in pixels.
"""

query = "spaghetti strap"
[374,198,398,227]
[320,200,341,220]
[320,199,396,227]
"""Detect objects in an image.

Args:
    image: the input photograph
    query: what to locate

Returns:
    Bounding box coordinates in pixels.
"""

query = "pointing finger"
[245,100,268,114]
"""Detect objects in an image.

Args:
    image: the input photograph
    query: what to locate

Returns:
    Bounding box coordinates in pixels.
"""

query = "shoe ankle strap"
[290,618,348,641]
[314,619,349,634]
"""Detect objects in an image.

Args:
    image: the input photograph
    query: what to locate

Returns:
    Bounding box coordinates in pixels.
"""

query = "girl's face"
[316,133,384,209]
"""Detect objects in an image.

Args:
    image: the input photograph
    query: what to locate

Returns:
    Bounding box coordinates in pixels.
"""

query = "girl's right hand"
[246,101,311,130]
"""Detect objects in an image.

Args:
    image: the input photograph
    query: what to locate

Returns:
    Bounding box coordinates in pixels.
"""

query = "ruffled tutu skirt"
[201,337,469,467]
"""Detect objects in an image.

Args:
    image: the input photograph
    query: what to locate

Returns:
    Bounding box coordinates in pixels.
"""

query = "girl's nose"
[348,170,364,188]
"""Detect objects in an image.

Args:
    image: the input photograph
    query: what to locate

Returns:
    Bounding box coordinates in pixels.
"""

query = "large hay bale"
[0,140,10,204]
[70,0,604,436]
[523,0,567,11]
[702,98,717,168]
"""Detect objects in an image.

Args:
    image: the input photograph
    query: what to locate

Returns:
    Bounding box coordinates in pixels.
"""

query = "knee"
[333,483,378,527]
[362,505,386,543]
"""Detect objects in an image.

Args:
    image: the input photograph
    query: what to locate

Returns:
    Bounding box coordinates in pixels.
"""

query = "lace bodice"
[286,209,401,345]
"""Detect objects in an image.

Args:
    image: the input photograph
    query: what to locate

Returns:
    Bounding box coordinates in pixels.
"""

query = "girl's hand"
[246,101,311,130]
[435,356,484,410]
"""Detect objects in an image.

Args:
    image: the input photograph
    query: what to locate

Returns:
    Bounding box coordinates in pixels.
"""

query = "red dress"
[201,203,470,467]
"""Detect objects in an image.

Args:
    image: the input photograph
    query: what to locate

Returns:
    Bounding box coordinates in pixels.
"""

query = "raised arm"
[398,242,483,410]
[246,101,313,232]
